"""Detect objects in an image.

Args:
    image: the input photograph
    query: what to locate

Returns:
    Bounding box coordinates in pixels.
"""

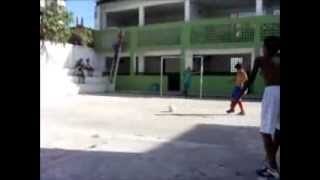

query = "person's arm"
[241,57,262,95]
[243,71,248,82]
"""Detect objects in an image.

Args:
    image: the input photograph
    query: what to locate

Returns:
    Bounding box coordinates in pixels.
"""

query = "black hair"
[235,63,242,70]
[264,36,280,57]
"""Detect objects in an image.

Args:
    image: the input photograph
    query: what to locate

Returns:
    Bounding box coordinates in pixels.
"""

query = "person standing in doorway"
[182,67,193,97]
[226,63,248,115]
[241,36,280,179]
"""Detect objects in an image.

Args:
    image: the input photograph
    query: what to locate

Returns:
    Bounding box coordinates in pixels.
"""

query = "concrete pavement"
[41,94,269,180]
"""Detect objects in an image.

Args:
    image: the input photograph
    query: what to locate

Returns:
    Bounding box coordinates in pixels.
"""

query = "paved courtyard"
[41,94,267,180]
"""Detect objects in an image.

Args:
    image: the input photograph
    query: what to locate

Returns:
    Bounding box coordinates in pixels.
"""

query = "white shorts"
[260,86,280,134]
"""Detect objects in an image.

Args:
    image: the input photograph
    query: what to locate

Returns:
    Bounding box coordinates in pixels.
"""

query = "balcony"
[93,15,279,52]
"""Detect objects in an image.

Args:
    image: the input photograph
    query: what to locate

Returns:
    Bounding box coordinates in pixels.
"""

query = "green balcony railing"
[190,22,255,44]
[94,28,131,52]
[93,15,279,52]
[137,25,182,48]
[260,22,280,41]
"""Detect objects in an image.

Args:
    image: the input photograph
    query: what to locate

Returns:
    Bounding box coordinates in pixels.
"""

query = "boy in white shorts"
[240,36,280,179]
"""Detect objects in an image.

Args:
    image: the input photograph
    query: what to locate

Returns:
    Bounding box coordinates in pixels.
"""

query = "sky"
[65,0,95,28]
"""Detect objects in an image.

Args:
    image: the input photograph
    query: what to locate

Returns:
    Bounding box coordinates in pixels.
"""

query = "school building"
[93,0,280,97]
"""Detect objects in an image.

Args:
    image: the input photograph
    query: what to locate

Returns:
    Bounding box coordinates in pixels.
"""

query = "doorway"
[167,73,180,91]
[160,56,180,95]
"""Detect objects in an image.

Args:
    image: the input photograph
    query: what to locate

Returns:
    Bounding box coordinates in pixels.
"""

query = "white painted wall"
[256,0,263,15]
[100,0,185,13]
[98,0,185,28]
[138,55,145,73]
[40,0,66,8]
[40,41,108,106]
[139,6,145,26]
[40,0,45,8]
[95,6,101,29]
[40,41,98,69]
[184,0,190,22]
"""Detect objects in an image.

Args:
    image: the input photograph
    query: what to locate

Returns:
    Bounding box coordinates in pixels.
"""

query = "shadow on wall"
[41,124,264,180]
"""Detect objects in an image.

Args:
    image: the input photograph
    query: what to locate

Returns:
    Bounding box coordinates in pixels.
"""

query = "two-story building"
[93,0,280,97]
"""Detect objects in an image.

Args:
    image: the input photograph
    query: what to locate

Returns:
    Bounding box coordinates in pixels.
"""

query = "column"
[185,52,193,69]
[101,12,107,29]
[184,0,190,22]
[138,55,145,73]
[256,0,263,16]
[95,6,100,29]
[139,6,145,27]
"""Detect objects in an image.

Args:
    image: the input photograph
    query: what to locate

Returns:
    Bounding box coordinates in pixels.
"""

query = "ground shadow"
[41,124,264,180]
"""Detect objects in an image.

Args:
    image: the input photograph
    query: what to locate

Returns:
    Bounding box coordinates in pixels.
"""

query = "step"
[67,69,105,77]
[70,76,110,84]
[78,83,109,94]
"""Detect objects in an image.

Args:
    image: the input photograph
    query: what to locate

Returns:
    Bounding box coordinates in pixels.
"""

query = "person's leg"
[227,100,237,113]
[183,84,188,97]
[261,133,278,170]
[273,129,280,167]
[81,70,85,84]
[80,75,83,84]
[184,89,188,97]
[265,129,280,169]
[257,87,279,178]
[238,100,245,114]
[227,87,239,113]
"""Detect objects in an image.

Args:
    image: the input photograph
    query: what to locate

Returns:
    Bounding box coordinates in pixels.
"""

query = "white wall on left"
[40,41,104,107]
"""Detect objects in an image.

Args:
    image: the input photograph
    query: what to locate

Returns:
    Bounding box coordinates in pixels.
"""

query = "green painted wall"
[116,75,168,93]
[186,74,265,97]
[116,74,265,97]
[189,76,234,97]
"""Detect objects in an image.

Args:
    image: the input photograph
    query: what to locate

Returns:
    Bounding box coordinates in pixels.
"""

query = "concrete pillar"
[139,6,145,26]
[185,52,193,69]
[95,6,100,29]
[101,12,107,29]
[184,0,190,22]
[256,0,263,16]
[138,55,145,73]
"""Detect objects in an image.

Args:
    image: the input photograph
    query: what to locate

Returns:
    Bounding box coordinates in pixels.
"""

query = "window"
[145,3,184,25]
[104,57,130,75]
[192,54,251,75]
[118,57,130,75]
[164,58,180,74]
[144,56,161,75]
[135,57,139,74]
[192,56,202,74]
[230,57,243,73]
[106,9,139,27]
